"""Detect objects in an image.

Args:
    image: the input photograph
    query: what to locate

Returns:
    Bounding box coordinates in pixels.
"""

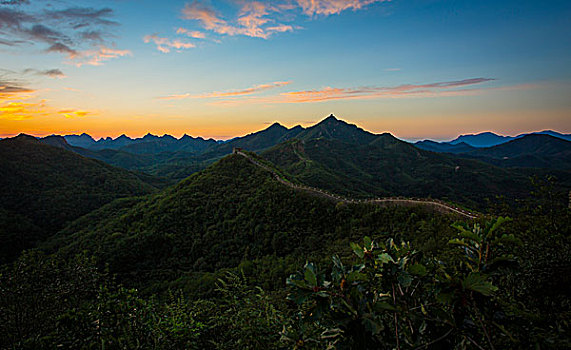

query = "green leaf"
[351,242,364,258]
[462,272,498,296]
[363,236,372,250]
[304,264,317,286]
[377,253,394,264]
[332,255,344,270]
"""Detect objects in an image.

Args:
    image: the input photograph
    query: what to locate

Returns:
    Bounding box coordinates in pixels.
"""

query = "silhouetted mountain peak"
[267,122,287,131]
[116,134,132,141]
[13,133,38,142]
[323,114,338,122]
[297,114,377,145]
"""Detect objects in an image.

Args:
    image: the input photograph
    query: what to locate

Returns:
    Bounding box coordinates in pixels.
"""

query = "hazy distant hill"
[63,133,97,148]
[0,135,159,263]
[438,130,571,148]
[450,132,513,147]
[65,132,218,155]
[118,134,217,154]
[414,140,476,154]
[461,134,571,169]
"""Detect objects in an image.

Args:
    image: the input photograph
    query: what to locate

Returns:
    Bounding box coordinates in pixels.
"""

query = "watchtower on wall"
[232,147,243,154]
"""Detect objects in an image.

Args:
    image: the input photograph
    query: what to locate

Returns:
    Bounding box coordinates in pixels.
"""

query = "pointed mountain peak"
[142,133,158,139]
[116,134,131,140]
[267,122,287,130]
[319,114,340,124]
[296,114,377,145]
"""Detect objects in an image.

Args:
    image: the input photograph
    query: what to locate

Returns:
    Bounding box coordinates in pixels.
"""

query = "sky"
[0,0,570,141]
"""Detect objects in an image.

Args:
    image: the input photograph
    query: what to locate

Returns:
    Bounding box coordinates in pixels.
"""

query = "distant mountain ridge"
[6,115,569,179]
[461,134,571,169]
[414,140,476,154]
[40,119,571,155]
[417,130,571,150]
[64,132,218,154]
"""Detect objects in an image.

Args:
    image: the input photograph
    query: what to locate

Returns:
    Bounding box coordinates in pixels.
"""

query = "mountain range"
[61,122,570,154]
[5,116,570,188]
[415,130,571,151]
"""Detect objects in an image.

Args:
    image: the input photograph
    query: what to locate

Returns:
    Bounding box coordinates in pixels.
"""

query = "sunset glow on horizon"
[1,0,570,141]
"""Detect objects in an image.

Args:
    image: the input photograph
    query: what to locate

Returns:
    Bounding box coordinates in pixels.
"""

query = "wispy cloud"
[296,0,388,16]
[143,34,195,53]
[0,2,128,66]
[179,0,385,40]
[158,81,291,100]
[0,100,94,120]
[58,109,90,118]
[201,78,510,106]
[181,1,295,39]
[23,68,66,79]
[0,77,34,100]
[0,101,47,120]
[0,0,30,5]
[176,27,206,39]
[278,78,495,103]
[69,46,132,67]
[0,64,92,121]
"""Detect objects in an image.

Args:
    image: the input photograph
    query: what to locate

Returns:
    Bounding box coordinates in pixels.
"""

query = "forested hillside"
[262,137,532,208]
[0,135,159,263]
[2,151,569,349]
[46,154,466,290]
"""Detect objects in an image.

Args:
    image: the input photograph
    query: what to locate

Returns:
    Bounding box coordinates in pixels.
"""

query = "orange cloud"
[295,0,387,16]
[176,27,206,39]
[180,0,385,40]
[0,78,35,100]
[58,109,91,118]
[158,81,291,100]
[65,45,132,67]
[0,100,50,120]
[278,78,496,103]
[181,1,293,39]
[143,34,196,53]
[205,78,539,106]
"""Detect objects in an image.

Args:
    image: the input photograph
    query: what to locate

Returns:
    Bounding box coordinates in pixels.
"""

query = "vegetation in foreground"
[1,178,569,349]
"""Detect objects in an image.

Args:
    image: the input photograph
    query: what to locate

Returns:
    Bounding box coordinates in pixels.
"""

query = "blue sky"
[1,0,570,140]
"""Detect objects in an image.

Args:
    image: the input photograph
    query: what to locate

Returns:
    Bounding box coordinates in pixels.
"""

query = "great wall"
[233,149,480,220]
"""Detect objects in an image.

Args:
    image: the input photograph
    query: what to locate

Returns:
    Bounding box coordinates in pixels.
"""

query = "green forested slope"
[47,154,461,288]
[0,135,159,263]
[262,137,533,208]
